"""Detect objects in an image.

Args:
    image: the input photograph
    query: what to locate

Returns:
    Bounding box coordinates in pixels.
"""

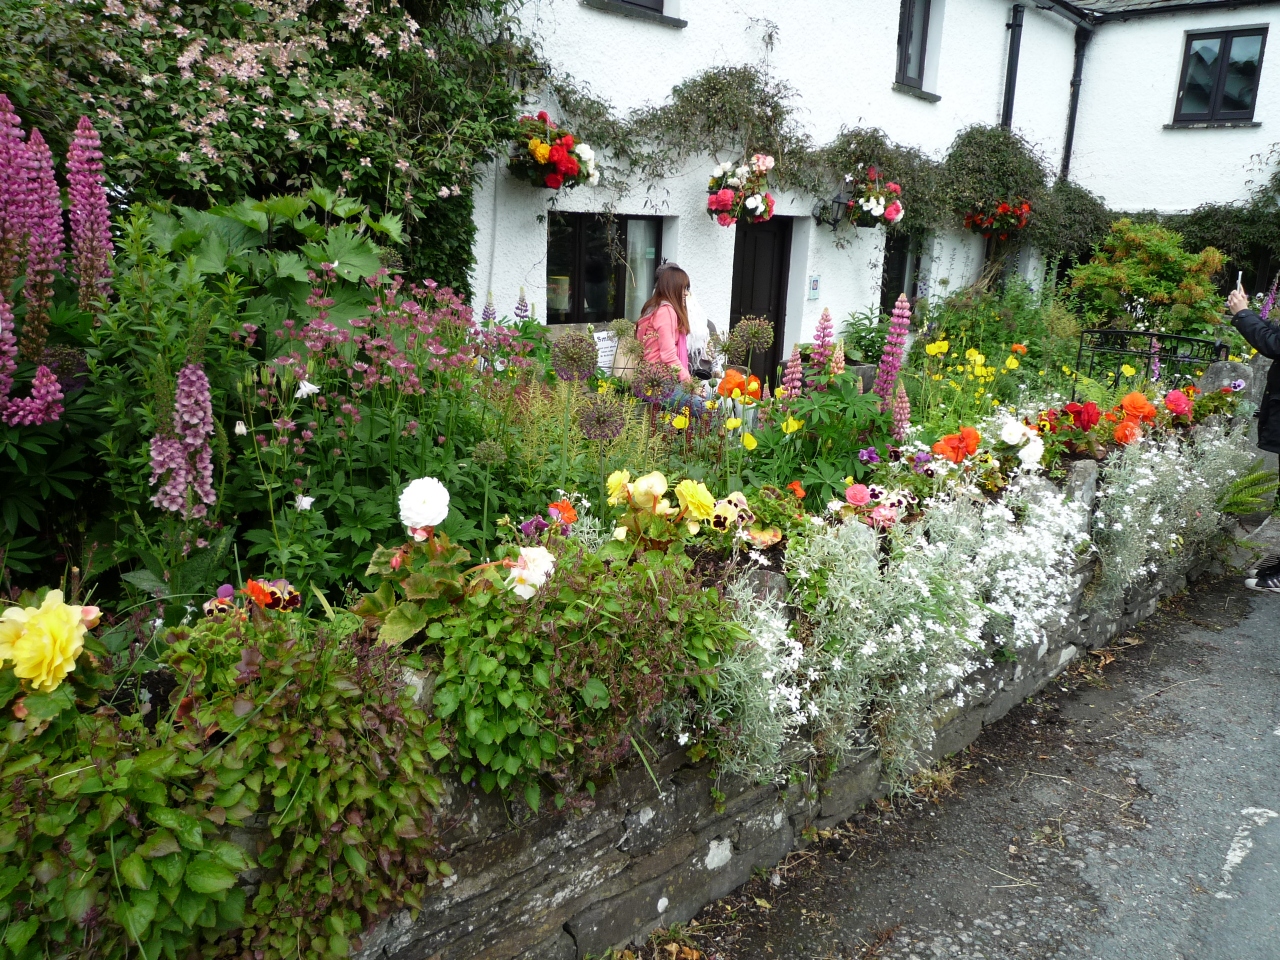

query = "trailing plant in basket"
[508,112,599,191]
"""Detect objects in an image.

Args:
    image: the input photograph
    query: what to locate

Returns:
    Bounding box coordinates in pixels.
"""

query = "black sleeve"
[1231,309,1280,360]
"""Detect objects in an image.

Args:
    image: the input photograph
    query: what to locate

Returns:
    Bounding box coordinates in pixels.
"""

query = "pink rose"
[845,483,871,506]
[884,200,904,223]
[1163,389,1193,416]
[716,213,738,227]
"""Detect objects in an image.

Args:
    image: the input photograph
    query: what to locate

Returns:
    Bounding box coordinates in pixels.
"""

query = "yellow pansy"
[675,479,716,521]
[1120,363,1136,377]
[781,416,803,434]
[725,417,743,430]
[742,432,758,450]
[1005,356,1019,370]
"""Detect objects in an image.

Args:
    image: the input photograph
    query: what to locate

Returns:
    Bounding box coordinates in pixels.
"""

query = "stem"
[558,383,573,491]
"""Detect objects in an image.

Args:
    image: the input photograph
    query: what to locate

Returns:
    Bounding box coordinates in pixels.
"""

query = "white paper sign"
[594,331,618,373]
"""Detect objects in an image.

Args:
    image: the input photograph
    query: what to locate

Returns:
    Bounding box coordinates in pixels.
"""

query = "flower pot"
[612,339,641,381]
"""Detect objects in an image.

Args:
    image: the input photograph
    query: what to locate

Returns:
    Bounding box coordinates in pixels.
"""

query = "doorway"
[729,217,792,385]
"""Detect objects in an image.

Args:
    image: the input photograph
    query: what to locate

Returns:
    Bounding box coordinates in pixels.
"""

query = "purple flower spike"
[67,116,113,312]
[149,363,216,519]
[0,95,27,299]
[1,363,63,426]
[872,294,912,410]
[18,129,64,361]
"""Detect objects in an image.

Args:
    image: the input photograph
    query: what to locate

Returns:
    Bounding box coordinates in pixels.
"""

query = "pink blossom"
[716,213,738,228]
[1,364,62,426]
[0,95,26,298]
[0,290,15,412]
[867,503,898,529]
[18,129,63,361]
[884,200,904,223]
[845,483,871,506]
[1163,389,1193,417]
[149,363,216,518]
[67,116,113,311]
[872,294,912,407]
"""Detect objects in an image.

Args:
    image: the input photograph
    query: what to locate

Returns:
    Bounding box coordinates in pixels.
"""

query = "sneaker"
[1247,552,1280,578]
[1245,568,1280,592]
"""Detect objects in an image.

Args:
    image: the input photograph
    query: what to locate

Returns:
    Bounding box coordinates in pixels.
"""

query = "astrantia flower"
[551,332,599,382]
[0,590,93,692]
[399,477,450,529]
[506,546,555,600]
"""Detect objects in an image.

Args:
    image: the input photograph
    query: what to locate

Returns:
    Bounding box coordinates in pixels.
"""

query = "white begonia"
[1000,418,1031,446]
[1018,436,1046,469]
[735,165,749,181]
[399,477,450,529]
[506,546,556,600]
[295,379,320,399]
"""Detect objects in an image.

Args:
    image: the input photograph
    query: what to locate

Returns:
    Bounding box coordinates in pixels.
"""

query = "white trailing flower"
[294,379,321,399]
[507,546,555,600]
[234,420,248,436]
[399,477,450,530]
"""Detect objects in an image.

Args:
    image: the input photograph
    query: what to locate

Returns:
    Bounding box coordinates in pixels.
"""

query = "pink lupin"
[872,293,911,410]
[19,129,64,361]
[890,381,911,442]
[782,345,804,398]
[67,116,113,311]
[0,95,26,297]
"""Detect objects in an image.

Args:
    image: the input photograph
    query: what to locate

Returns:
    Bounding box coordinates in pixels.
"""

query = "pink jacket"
[636,302,690,382]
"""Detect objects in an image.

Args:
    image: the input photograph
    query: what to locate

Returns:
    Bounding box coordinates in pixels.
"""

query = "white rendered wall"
[1071,7,1278,212]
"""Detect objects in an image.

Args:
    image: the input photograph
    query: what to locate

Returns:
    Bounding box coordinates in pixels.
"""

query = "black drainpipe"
[1059,23,1093,181]
[1000,4,1025,129]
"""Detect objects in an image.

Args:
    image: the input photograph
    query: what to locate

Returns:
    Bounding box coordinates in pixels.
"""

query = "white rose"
[399,476,450,529]
[1018,436,1045,468]
[295,379,320,399]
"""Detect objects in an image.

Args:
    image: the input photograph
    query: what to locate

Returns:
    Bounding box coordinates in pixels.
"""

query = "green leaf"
[580,677,611,711]
[22,684,75,719]
[379,601,427,645]
[524,782,541,813]
[137,829,181,859]
[122,568,170,598]
[0,669,19,709]
[152,852,185,887]
[117,888,158,939]
[342,845,368,878]
[4,917,37,952]
[120,851,152,890]
[209,841,254,873]
[183,857,236,894]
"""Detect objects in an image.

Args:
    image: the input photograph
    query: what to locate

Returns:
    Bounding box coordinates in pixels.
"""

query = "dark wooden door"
[729,217,791,385]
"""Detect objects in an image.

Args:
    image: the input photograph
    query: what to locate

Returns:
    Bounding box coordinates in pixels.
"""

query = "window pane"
[1222,34,1263,113]
[547,214,575,323]
[623,220,659,321]
[580,216,616,327]
[904,0,928,82]
[1182,37,1222,115]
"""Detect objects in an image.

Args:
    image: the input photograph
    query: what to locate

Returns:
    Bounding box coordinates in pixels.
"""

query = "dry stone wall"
[356,466,1232,960]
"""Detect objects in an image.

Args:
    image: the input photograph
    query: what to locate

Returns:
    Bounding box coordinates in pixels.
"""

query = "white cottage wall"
[1072,6,1278,212]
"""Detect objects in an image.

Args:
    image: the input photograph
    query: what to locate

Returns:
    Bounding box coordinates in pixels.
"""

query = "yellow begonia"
[533,142,551,164]
[631,472,668,511]
[606,470,632,505]
[675,479,716,521]
[0,590,97,693]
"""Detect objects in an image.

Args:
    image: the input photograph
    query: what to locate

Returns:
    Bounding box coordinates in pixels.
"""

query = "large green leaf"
[183,857,236,894]
[304,225,382,281]
[379,602,427,645]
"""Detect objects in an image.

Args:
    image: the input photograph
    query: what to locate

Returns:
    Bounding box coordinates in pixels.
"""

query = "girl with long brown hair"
[636,264,691,383]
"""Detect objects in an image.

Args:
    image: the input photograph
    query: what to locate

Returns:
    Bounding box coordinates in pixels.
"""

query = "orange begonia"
[1120,391,1157,423]
[1113,418,1143,445]
[931,426,981,464]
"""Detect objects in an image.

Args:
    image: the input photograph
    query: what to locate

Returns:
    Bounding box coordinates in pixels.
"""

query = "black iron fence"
[1072,329,1227,398]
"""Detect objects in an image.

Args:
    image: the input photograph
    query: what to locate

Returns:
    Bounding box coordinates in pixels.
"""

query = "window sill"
[1163,120,1261,130]
[892,82,941,103]
[581,0,687,28]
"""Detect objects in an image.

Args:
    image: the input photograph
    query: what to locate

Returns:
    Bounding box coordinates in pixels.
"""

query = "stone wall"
[356,470,1236,960]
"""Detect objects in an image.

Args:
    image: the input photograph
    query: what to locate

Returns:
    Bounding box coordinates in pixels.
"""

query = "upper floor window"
[546,213,662,326]
[619,0,663,10]
[896,0,932,89]
[1174,28,1267,123]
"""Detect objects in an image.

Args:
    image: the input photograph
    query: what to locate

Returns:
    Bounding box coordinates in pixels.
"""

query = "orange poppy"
[1120,391,1157,423]
[787,480,806,499]
[745,375,762,399]
[717,370,746,399]
[1113,418,1143,445]
[1010,343,1028,355]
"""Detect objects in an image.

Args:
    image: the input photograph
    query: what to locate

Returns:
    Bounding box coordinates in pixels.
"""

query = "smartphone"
[1237,271,1244,291]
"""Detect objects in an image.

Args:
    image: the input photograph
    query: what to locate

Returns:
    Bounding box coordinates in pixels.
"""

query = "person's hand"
[1228,289,1249,316]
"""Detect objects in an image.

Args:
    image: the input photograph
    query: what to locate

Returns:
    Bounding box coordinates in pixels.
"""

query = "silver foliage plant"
[706,476,1088,786]
[1091,418,1252,612]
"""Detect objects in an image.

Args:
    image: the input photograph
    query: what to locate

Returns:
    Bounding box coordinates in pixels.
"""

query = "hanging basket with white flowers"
[508,111,599,191]
[706,154,776,228]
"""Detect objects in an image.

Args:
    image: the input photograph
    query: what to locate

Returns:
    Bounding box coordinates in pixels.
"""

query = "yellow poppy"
[725,417,743,430]
[1005,356,1019,370]
[782,416,803,434]
[672,414,689,430]
[1120,363,1136,377]
[742,432,758,450]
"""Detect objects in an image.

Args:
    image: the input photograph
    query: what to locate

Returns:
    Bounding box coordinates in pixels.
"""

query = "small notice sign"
[594,330,618,372]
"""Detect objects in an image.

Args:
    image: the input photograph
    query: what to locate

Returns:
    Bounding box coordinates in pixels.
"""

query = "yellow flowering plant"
[0,589,99,695]
[603,470,732,551]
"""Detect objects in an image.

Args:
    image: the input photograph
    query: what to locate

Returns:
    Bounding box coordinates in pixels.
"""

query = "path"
[675,576,1280,960]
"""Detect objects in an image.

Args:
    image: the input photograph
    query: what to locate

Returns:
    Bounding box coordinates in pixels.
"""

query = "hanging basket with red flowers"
[843,164,905,228]
[963,197,1032,240]
[508,111,599,191]
[706,154,775,228]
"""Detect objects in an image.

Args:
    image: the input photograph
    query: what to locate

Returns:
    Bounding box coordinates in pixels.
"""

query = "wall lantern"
[811,193,851,232]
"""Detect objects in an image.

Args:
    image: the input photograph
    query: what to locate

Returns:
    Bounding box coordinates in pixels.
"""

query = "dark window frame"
[895,0,932,90]
[617,0,662,10]
[1173,27,1268,124]
[546,212,664,326]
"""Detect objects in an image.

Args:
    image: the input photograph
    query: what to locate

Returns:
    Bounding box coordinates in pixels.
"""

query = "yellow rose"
[631,471,668,510]
[742,432,757,450]
[607,470,632,505]
[0,590,87,693]
[724,417,743,430]
[674,479,716,521]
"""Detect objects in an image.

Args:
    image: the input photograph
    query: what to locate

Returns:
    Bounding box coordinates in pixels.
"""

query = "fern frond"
[1217,462,1279,515]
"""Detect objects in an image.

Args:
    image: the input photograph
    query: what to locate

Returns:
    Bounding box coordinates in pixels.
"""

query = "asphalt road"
[677,576,1280,960]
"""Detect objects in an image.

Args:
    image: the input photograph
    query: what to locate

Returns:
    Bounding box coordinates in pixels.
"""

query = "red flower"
[536,110,549,122]
[560,134,575,150]
[867,165,878,180]
[544,173,564,189]
[548,499,578,525]
[557,155,579,176]
[547,145,567,167]
[1064,400,1100,432]
[932,426,981,463]
[1163,389,1193,417]
[1113,418,1143,445]
[997,202,1011,215]
[787,480,806,500]
[1121,391,1157,423]
[887,182,902,195]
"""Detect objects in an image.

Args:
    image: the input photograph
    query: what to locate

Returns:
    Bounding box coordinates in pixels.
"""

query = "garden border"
[352,466,1255,960]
